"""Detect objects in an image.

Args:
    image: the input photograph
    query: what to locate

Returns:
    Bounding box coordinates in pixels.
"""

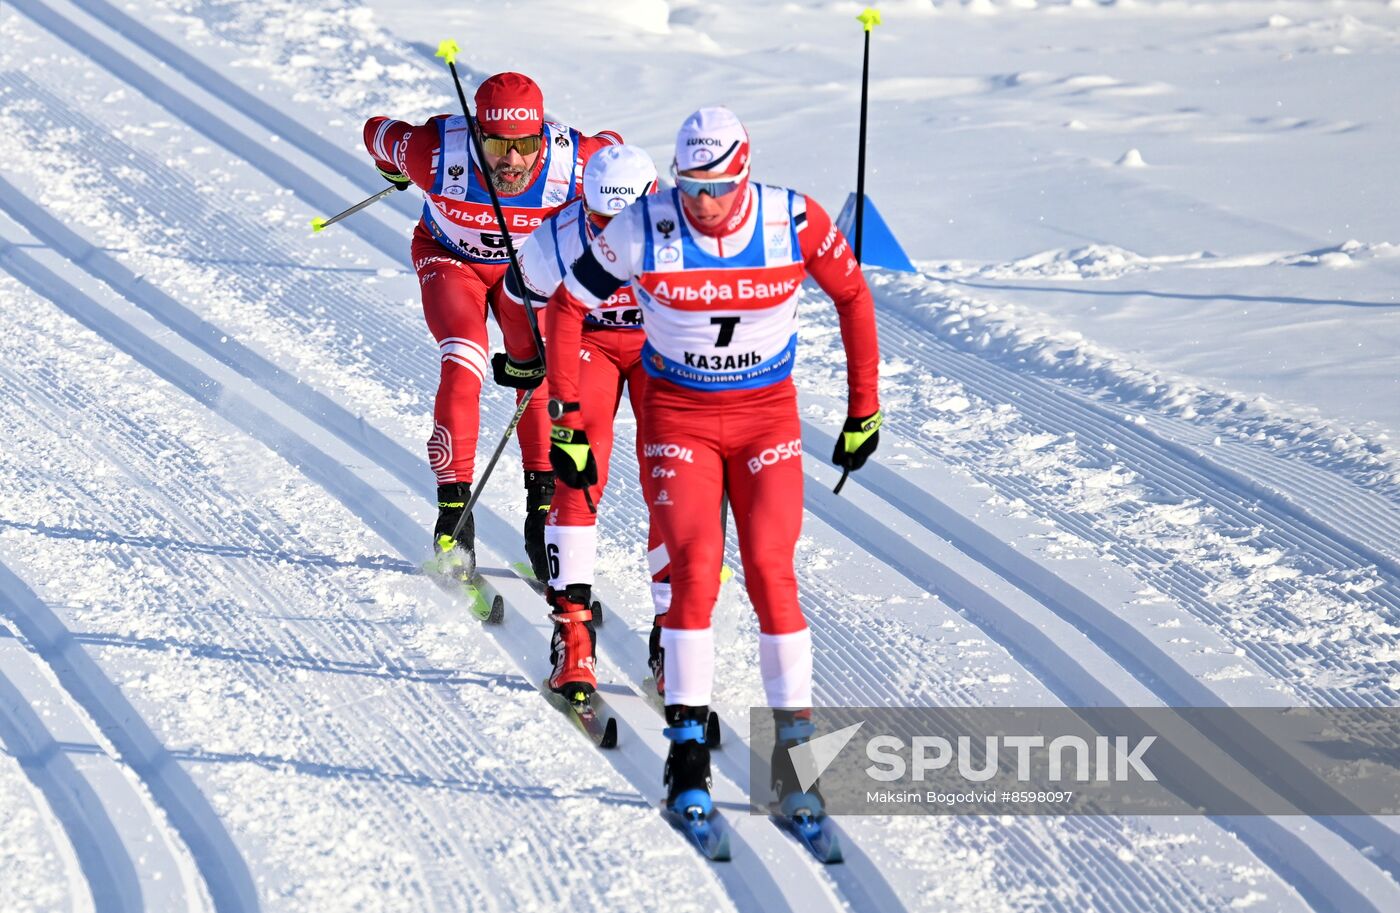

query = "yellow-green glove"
[549,425,598,489]
[378,165,412,191]
[832,410,882,472]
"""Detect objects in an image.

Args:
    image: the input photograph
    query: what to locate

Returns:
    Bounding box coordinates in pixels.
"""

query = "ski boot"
[433,482,475,580]
[647,576,672,696]
[648,616,666,697]
[546,583,597,700]
[523,470,555,582]
[771,709,824,819]
[663,704,713,818]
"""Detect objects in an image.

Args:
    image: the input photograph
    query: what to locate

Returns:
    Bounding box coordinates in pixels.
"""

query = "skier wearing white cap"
[491,145,671,701]
[543,107,883,824]
[362,73,623,584]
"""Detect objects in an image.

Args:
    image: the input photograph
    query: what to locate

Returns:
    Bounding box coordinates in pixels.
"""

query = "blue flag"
[835,193,916,273]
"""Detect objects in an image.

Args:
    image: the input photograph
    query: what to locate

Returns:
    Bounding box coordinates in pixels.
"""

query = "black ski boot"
[648,616,666,696]
[771,708,824,818]
[433,482,475,580]
[523,469,555,582]
[663,704,713,817]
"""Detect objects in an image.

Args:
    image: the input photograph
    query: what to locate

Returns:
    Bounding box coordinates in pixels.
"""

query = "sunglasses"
[672,162,748,199]
[479,132,542,157]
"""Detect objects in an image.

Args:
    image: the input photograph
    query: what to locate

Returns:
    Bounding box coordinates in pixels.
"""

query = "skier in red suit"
[543,107,882,820]
[492,145,669,700]
[362,72,622,577]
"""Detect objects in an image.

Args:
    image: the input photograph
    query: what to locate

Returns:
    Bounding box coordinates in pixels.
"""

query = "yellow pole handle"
[435,39,461,65]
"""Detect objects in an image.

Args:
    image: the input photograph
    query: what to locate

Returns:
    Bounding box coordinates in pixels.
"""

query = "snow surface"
[1,0,1398,910]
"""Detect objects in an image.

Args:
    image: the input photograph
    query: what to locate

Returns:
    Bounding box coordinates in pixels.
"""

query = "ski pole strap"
[832,466,852,496]
[777,718,816,743]
[663,720,707,744]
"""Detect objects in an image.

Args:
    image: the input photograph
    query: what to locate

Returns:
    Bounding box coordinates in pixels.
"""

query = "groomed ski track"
[0,3,1248,907]
[0,213,778,911]
[1,0,1398,910]
[0,558,231,913]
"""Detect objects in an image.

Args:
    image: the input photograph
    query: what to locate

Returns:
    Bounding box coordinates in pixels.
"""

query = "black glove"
[377,165,411,191]
[550,425,598,490]
[491,352,545,389]
[832,410,883,472]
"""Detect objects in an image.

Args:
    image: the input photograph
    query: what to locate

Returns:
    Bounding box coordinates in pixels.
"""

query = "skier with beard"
[362,72,622,580]
[542,107,882,823]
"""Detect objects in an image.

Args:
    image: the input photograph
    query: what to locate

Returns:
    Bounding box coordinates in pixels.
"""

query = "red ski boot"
[547,584,597,700]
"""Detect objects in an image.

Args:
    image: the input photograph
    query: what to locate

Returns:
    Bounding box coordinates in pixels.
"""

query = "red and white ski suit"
[494,198,671,610]
[363,113,621,485]
[545,182,880,709]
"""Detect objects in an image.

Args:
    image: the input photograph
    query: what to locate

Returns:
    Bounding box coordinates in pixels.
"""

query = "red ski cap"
[674,106,750,177]
[474,72,544,136]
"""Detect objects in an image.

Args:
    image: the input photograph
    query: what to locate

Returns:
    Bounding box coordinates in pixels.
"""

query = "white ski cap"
[583,145,659,215]
[674,106,750,177]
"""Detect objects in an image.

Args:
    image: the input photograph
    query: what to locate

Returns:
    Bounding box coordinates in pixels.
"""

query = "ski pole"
[464,388,538,519]
[433,41,595,521]
[309,185,399,233]
[853,8,881,264]
[832,7,881,497]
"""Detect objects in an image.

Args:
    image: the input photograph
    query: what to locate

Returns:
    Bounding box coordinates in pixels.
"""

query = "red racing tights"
[544,327,669,612]
[413,225,550,485]
[640,378,811,709]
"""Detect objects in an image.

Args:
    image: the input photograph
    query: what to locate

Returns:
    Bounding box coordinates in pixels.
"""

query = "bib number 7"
[710,316,740,347]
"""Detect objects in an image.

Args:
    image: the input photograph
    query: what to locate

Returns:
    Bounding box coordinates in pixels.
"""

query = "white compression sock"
[544,524,597,589]
[758,628,813,709]
[661,627,715,707]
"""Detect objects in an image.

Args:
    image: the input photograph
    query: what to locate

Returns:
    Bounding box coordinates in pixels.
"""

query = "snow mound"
[1116,147,1147,167]
[968,244,1198,280]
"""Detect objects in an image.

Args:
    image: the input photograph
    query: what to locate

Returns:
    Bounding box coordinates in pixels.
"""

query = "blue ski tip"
[669,788,713,817]
[663,804,731,861]
[777,812,843,864]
